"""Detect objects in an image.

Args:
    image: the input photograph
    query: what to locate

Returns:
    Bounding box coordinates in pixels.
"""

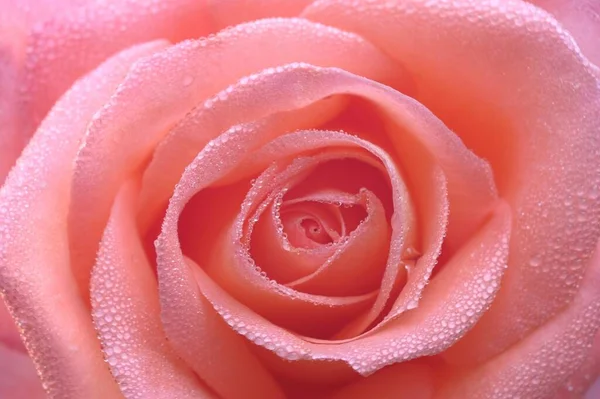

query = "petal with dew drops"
[68,17,405,295]
[0,0,88,183]
[527,0,600,67]
[439,240,600,399]
[91,179,214,399]
[156,74,510,375]
[0,40,168,399]
[17,0,313,141]
[304,0,600,363]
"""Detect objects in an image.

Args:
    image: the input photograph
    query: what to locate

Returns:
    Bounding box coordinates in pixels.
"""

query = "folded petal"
[90,179,214,399]
[0,41,168,399]
[68,18,403,292]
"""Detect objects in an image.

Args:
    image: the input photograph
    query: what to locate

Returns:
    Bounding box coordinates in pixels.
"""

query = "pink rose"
[1,1,600,398]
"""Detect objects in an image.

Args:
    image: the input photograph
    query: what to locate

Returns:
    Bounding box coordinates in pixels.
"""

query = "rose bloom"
[1,0,600,398]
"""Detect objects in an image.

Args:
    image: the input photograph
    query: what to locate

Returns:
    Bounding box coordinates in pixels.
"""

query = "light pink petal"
[17,0,313,143]
[68,17,404,292]
[90,179,214,399]
[528,0,600,66]
[304,0,600,364]
[0,344,47,399]
[0,41,167,399]
[439,240,600,399]
[228,128,415,335]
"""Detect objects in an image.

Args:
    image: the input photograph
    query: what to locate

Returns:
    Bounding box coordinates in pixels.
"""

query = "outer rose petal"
[438,240,600,399]
[0,0,88,182]
[304,0,600,364]
[0,41,169,399]
[0,344,47,399]
[528,0,600,66]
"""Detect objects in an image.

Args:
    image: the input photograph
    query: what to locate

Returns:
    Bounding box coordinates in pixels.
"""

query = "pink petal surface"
[68,18,402,293]
[439,240,600,399]
[0,41,168,399]
[90,179,215,399]
[304,0,600,364]
[528,0,600,66]
[0,344,47,399]
[0,299,25,352]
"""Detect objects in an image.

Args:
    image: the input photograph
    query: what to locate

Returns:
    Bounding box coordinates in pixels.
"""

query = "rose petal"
[439,240,600,399]
[0,299,25,352]
[90,179,215,399]
[284,190,390,297]
[528,0,600,67]
[0,0,88,183]
[148,61,495,336]
[17,0,312,141]
[68,17,404,292]
[203,153,379,338]
[0,41,168,398]
[0,344,47,399]
[552,331,600,398]
[304,0,600,364]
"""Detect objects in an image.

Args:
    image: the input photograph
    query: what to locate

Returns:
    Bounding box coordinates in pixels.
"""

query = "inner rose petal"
[304,0,600,363]
[202,151,390,338]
